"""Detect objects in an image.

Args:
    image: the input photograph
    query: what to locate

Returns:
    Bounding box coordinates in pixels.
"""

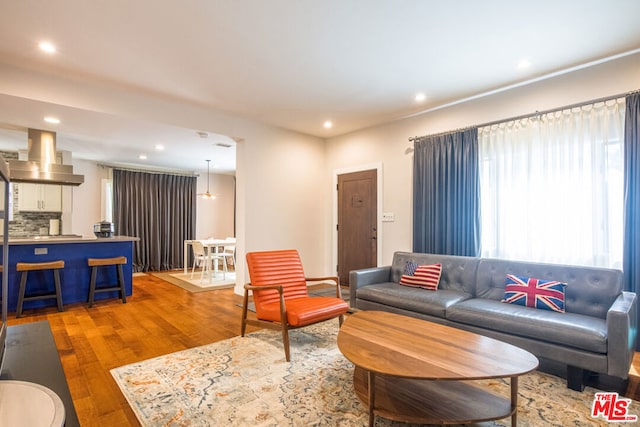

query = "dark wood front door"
[337,169,377,285]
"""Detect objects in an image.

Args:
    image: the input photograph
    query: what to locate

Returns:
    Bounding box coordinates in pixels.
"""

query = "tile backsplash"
[1,151,63,237]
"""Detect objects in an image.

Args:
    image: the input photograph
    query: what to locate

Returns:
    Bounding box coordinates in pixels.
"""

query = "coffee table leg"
[511,376,518,426]
[368,370,376,427]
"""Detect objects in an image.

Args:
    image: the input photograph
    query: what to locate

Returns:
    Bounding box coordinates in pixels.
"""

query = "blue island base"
[3,239,134,313]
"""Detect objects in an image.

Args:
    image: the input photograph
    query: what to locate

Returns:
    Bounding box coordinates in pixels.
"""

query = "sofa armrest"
[349,266,391,308]
[606,291,637,378]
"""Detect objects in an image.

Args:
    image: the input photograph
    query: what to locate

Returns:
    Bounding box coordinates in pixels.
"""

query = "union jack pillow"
[399,263,442,290]
[502,274,567,313]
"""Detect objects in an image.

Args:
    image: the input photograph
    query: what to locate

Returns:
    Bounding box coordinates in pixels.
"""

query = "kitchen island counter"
[9,235,138,244]
[2,236,138,313]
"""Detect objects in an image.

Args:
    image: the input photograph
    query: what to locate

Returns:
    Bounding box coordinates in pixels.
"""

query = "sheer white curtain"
[479,99,625,268]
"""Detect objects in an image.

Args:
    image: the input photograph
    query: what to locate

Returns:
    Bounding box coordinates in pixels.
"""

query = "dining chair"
[203,239,228,280]
[241,249,349,361]
[219,237,236,271]
[190,240,210,281]
[211,246,227,280]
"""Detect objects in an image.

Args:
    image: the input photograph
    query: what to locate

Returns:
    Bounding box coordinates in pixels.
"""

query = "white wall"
[234,123,326,294]
[68,159,109,236]
[195,173,236,239]
[324,52,640,271]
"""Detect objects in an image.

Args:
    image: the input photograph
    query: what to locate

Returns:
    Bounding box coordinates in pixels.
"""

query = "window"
[101,178,113,222]
[479,99,625,268]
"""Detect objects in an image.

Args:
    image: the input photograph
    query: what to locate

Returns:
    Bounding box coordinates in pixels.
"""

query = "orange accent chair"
[241,249,349,361]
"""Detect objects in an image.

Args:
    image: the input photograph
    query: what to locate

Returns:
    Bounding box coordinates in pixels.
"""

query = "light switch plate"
[382,212,395,222]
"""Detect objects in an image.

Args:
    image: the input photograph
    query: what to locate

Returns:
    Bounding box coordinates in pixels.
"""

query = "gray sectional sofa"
[349,251,637,391]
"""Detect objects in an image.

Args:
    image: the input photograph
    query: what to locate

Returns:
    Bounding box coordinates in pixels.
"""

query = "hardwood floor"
[6,272,259,427]
[6,273,640,426]
[626,352,640,400]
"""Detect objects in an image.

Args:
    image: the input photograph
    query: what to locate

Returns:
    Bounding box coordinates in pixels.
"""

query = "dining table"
[183,238,236,283]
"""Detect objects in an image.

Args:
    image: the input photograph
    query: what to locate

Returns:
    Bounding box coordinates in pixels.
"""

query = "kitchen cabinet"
[17,183,62,212]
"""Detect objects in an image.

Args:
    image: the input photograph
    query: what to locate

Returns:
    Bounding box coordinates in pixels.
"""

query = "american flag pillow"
[403,260,418,275]
[502,274,567,313]
[399,263,442,290]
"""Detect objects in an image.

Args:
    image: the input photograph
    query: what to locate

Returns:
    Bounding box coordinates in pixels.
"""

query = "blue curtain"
[413,128,480,256]
[113,169,197,272]
[623,93,640,348]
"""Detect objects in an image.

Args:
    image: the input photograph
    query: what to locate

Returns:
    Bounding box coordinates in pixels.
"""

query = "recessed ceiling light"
[517,59,531,69]
[38,41,57,54]
[155,144,165,151]
[139,154,147,160]
[44,116,60,124]
[323,120,333,129]
[415,93,426,102]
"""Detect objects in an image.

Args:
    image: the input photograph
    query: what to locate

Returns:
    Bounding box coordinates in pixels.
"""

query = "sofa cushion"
[447,298,607,353]
[356,282,471,318]
[502,274,566,313]
[476,258,622,319]
[399,264,442,290]
[391,252,479,295]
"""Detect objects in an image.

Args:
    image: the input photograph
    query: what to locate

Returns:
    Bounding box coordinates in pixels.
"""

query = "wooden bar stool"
[88,256,127,307]
[16,260,65,318]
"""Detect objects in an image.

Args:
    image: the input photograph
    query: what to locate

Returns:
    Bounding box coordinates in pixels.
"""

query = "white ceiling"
[0,0,639,172]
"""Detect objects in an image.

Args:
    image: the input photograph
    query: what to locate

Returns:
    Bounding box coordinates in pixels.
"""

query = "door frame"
[332,163,383,276]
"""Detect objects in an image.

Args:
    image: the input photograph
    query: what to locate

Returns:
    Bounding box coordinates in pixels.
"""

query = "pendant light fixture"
[200,159,216,200]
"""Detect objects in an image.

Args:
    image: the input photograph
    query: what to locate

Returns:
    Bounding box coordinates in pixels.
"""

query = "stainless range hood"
[8,128,84,186]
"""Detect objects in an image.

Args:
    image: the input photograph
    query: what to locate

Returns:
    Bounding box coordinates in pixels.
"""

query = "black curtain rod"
[408,88,640,142]
[98,162,197,177]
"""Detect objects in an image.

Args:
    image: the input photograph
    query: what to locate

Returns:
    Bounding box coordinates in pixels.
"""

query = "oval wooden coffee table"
[337,310,539,426]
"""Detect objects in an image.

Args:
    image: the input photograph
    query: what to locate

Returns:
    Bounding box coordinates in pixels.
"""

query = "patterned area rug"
[111,321,639,426]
